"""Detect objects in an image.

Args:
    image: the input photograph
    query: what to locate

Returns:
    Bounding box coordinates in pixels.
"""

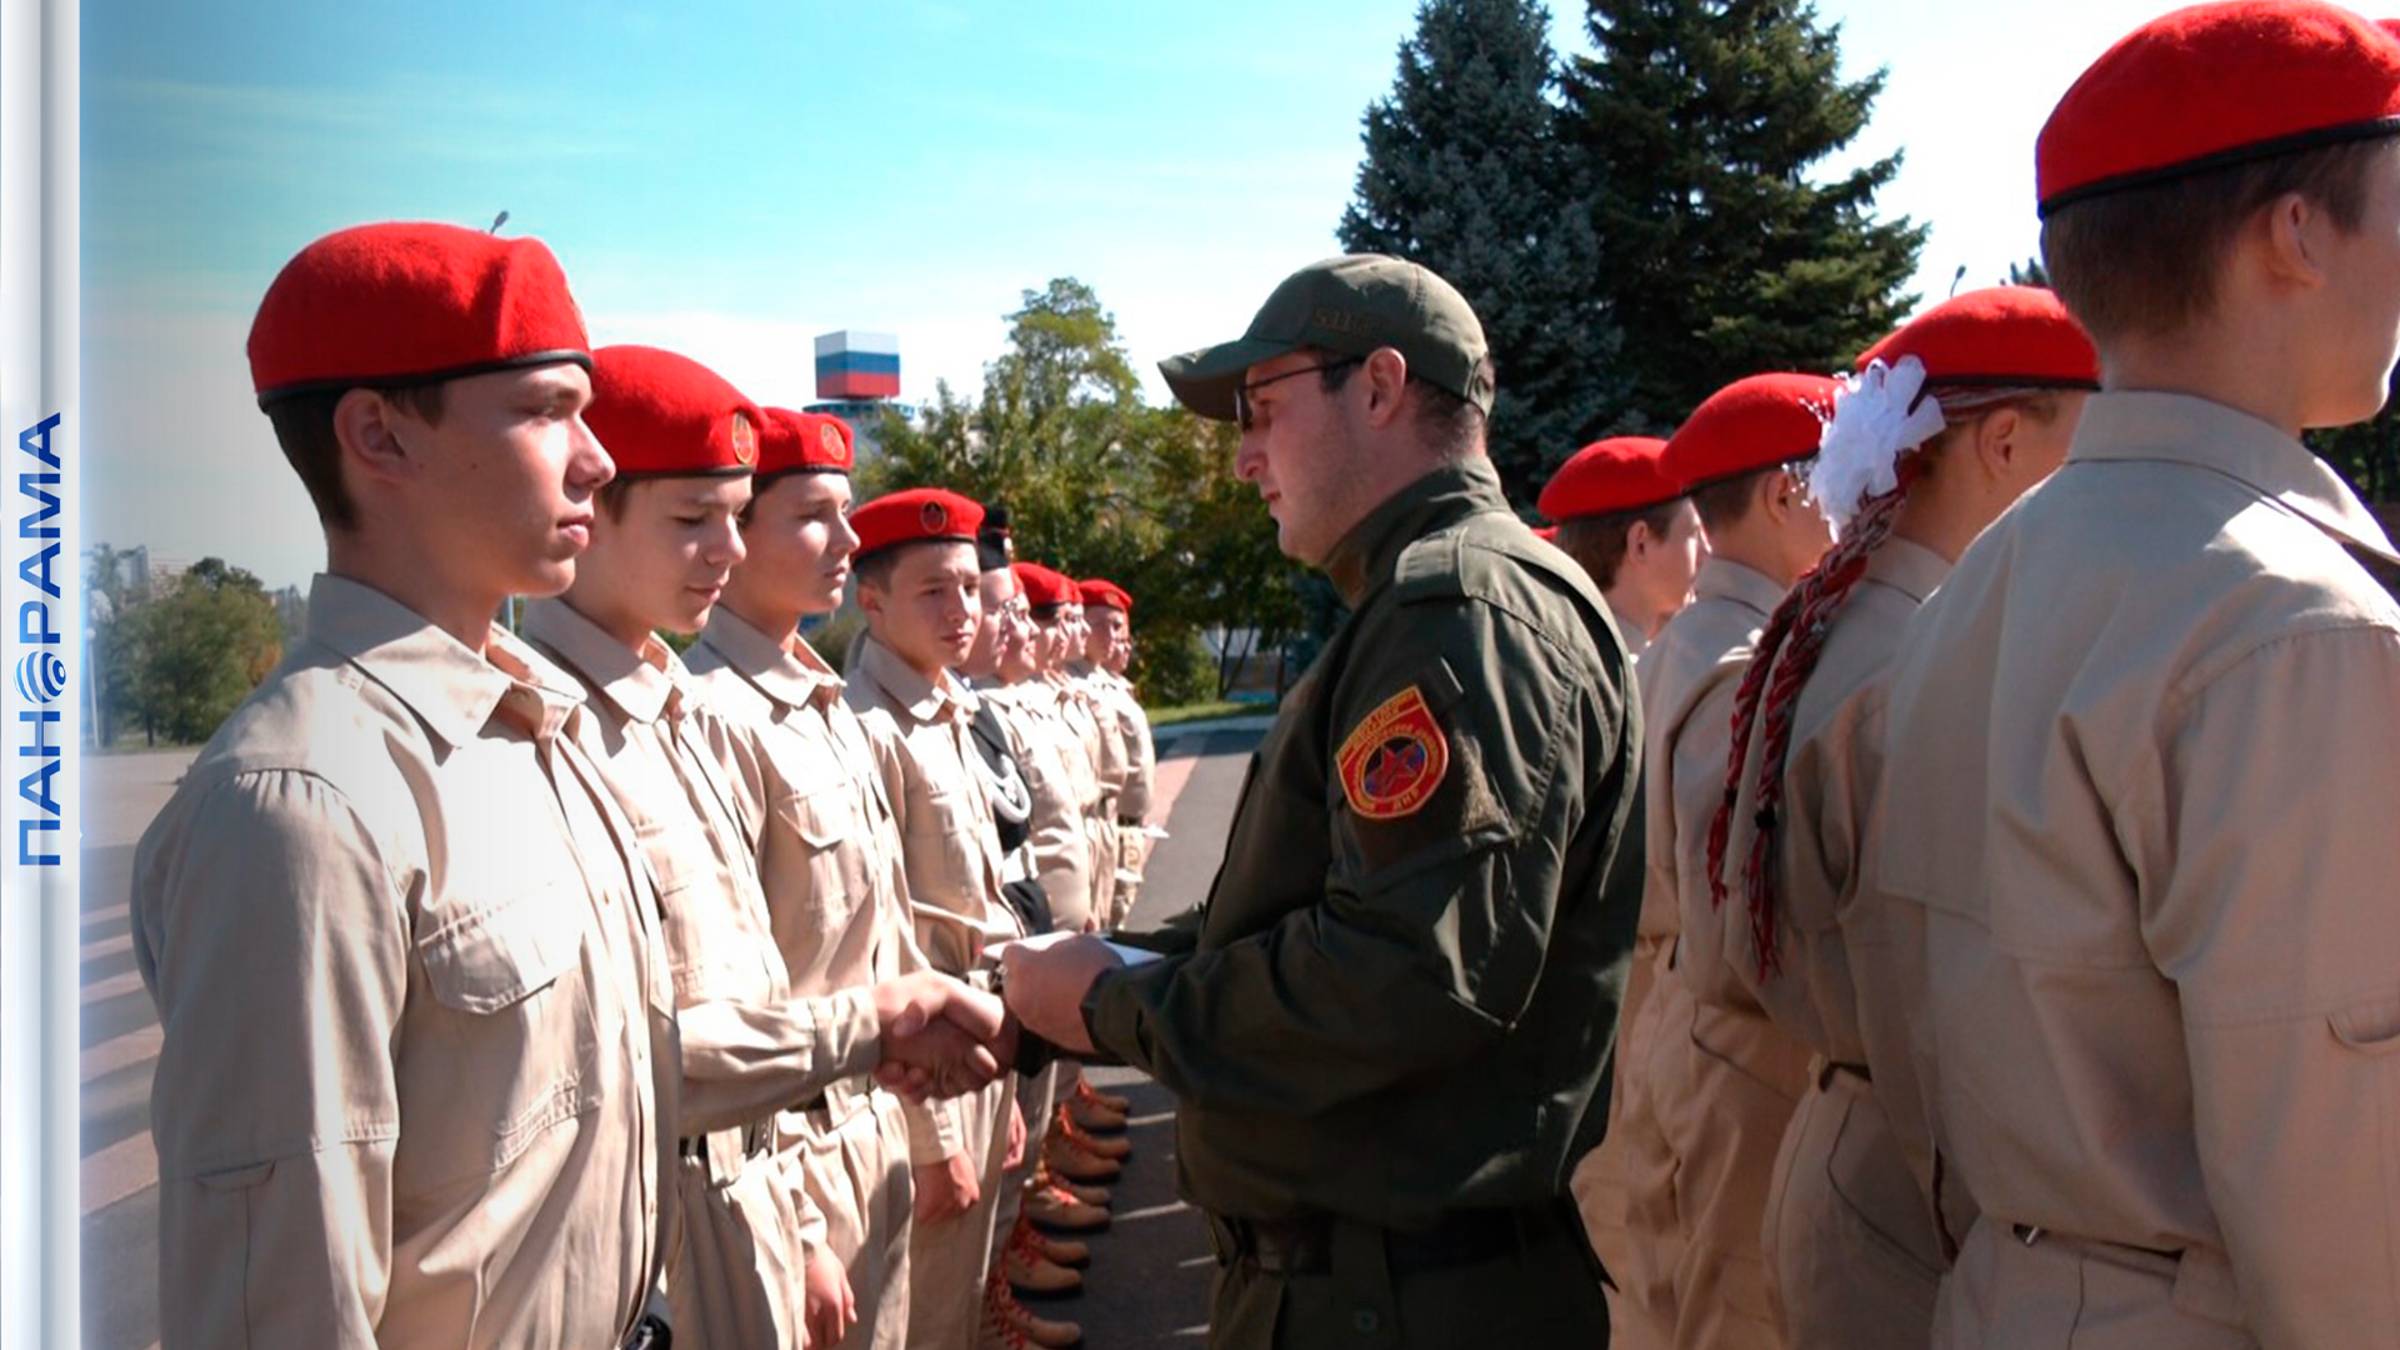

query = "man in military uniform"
[526,346,1008,1349]
[1001,254,1639,1348]
[130,221,680,1349]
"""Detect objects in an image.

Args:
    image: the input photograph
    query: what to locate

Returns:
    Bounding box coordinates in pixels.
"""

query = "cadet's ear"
[1758,467,1802,525]
[334,388,419,491]
[2262,188,2334,293]
[1972,406,2026,482]
[856,576,888,621]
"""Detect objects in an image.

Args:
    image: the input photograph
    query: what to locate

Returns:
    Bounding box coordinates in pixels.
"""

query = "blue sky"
[85,0,2171,590]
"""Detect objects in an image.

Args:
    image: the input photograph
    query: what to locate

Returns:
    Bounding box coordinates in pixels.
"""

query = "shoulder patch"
[1336,685,1450,820]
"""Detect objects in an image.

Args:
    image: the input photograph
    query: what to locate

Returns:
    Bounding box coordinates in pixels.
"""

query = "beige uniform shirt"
[685,608,965,1166]
[984,682,1099,931]
[132,575,675,1350]
[1716,539,1948,1066]
[1066,663,1131,801]
[846,637,1026,974]
[1094,669,1156,824]
[525,598,881,1133]
[1875,392,2400,1346]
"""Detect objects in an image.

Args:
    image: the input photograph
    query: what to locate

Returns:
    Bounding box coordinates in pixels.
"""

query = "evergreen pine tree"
[1561,0,1926,428]
[1340,0,1624,503]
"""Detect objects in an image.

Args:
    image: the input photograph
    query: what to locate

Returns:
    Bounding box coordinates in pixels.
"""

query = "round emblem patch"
[921,499,950,533]
[1335,685,1450,821]
[818,421,847,462]
[729,410,757,466]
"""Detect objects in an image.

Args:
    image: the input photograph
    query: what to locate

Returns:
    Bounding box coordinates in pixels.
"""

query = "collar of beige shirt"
[521,596,684,725]
[852,633,974,725]
[2068,390,2400,565]
[698,606,843,712]
[1865,535,1951,604]
[1691,555,1788,619]
[305,573,584,746]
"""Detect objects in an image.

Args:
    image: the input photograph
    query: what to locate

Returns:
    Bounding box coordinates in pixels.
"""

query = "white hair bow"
[1812,355,1947,535]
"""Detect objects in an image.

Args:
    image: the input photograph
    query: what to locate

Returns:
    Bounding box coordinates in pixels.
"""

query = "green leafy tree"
[863,279,1302,704]
[111,557,283,745]
[1562,0,1926,428]
[1340,0,1624,502]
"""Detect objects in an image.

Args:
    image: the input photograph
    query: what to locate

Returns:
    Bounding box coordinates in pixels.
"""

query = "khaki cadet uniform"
[131,575,677,1350]
[985,680,1100,932]
[1712,541,1952,1349]
[1083,462,1637,1348]
[526,597,893,1349]
[1604,600,1651,664]
[1091,667,1157,925]
[1586,555,1810,1350]
[1873,392,2400,1349]
[686,606,943,1350]
[846,634,1026,1350]
[1058,667,1127,928]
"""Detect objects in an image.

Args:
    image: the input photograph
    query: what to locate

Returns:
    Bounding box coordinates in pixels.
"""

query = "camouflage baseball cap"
[1157,254,1495,421]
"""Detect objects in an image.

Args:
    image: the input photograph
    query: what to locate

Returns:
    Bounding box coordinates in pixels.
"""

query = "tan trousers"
[1935,1219,2253,1350]
[990,1064,1061,1243]
[1761,1067,1941,1350]
[907,1075,1014,1350]
[1652,991,1811,1350]
[780,1082,914,1350]
[668,1127,810,1349]
[1581,937,1681,1349]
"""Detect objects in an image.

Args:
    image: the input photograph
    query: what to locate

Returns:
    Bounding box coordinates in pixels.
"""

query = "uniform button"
[1352,1309,1381,1335]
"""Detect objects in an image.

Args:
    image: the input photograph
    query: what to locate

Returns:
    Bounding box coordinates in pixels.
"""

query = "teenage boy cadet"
[686,406,959,1350]
[1056,588,1132,928]
[1873,5,2400,1345]
[526,347,1009,1349]
[1078,578,1156,926]
[1598,372,1836,1350]
[845,488,1027,1350]
[131,220,677,1349]
[1537,436,1709,659]
[1002,254,1637,1349]
[957,547,1090,1350]
[1701,292,2095,1349]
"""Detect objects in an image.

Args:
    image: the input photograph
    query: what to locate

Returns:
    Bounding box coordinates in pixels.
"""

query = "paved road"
[77,720,1267,1349]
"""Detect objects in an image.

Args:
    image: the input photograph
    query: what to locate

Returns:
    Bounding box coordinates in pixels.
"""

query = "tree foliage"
[1557,0,1925,429]
[863,279,1303,703]
[1339,0,1624,501]
[100,556,283,745]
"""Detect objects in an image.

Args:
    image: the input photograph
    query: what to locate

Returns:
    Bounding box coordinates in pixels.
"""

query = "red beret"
[1534,525,1559,542]
[249,221,591,405]
[584,345,761,478]
[1078,578,1133,614]
[1856,287,2100,389]
[1014,563,1078,609]
[852,488,983,561]
[1662,374,1838,490]
[1537,437,1681,521]
[2038,1,2400,218]
[758,407,856,476]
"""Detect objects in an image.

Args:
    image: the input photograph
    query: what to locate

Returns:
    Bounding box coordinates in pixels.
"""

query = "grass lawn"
[1146,700,1273,728]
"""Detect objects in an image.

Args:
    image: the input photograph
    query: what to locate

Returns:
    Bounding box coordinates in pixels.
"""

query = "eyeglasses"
[1235,358,1362,431]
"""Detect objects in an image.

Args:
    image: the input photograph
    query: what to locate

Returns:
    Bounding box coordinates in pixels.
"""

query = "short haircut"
[1690,466,1781,534]
[1555,499,1685,590]
[264,381,448,531]
[1315,347,1492,456]
[2043,135,2392,343]
[854,539,959,592]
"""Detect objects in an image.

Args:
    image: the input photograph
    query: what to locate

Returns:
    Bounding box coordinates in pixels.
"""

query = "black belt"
[619,1312,672,1349]
[1815,1060,1872,1090]
[1205,1205,1572,1278]
[1116,815,1143,828]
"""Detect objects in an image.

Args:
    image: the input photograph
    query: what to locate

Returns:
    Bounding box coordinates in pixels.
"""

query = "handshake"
[862,934,1136,1100]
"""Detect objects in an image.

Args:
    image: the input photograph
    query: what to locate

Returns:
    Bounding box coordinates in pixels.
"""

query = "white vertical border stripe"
[1,0,81,1345]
